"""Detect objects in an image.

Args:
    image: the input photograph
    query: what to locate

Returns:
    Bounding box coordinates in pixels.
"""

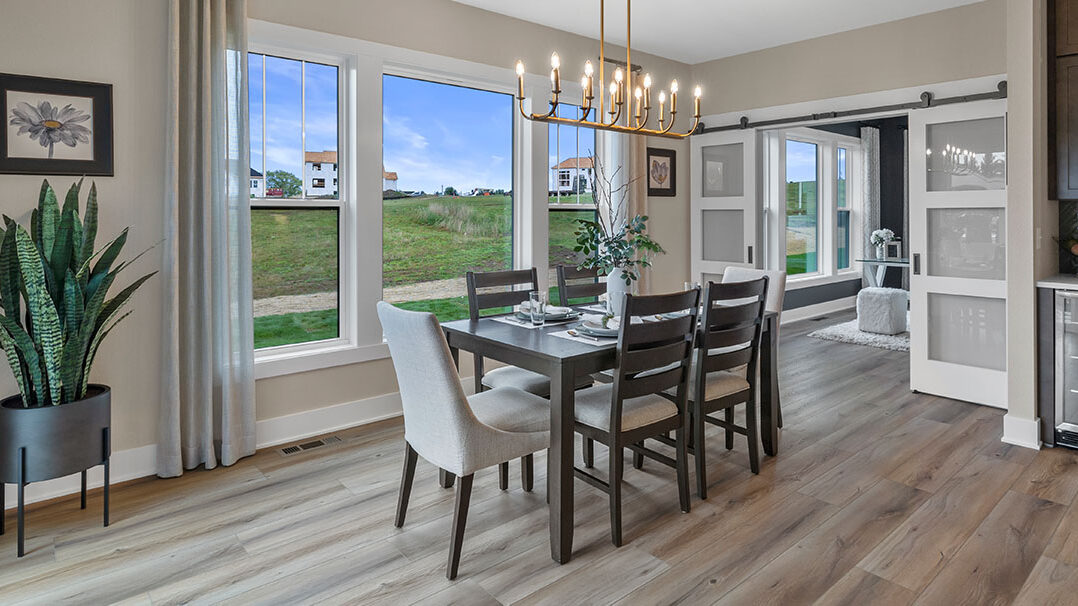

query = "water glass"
[683,281,700,291]
[529,291,546,326]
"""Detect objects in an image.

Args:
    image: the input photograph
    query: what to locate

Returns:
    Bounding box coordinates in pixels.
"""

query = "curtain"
[159,0,255,477]
[861,126,881,287]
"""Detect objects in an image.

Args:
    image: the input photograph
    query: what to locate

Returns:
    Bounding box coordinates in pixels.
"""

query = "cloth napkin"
[581,313,643,329]
[518,301,573,315]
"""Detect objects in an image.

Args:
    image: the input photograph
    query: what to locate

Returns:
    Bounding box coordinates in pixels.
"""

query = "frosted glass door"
[691,131,757,280]
[909,99,1007,408]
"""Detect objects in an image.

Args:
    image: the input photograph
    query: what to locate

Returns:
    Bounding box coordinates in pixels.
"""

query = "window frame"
[765,127,862,288]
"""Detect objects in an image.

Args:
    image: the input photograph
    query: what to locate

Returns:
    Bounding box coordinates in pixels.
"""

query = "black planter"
[0,385,111,557]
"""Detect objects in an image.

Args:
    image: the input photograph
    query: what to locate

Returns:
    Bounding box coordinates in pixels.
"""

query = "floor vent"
[279,435,342,456]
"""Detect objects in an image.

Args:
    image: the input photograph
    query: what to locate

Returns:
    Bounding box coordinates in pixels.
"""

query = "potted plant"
[0,179,154,557]
[870,228,895,260]
[572,157,664,315]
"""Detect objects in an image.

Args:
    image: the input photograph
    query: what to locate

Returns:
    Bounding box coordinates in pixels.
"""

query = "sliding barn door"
[908,99,1007,408]
[691,130,757,280]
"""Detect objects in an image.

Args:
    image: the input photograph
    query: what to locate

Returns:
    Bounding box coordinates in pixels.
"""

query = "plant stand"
[0,386,111,557]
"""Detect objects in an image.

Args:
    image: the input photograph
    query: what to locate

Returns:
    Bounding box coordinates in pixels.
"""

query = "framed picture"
[646,147,676,197]
[0,73,113,176]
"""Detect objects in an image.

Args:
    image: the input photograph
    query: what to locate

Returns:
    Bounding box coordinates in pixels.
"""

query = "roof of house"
[250,168,263,178]
[553,157,594,170]
[304,150,338,164]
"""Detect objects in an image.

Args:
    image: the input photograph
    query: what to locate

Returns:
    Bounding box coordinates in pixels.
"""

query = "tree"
[266,170,302,197]
[443,186,458,196]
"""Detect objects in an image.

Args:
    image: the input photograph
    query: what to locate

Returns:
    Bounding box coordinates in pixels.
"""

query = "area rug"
[807,319,910,352]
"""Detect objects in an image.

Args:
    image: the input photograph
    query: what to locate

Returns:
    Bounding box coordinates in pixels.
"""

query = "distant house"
[304,151,339,198]
[550,157,595,194]
[383,167,398,191]
[250,168,264,198]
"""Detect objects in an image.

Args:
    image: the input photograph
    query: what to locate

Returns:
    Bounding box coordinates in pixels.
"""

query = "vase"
[606,267,631,316]
[875,244,886,260]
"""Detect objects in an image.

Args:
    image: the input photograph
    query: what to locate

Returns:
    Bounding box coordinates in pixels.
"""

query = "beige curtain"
[158,0,255,477]
[628,135,651,293]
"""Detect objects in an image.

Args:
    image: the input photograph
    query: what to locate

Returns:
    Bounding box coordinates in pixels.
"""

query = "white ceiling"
[451,0,985,64]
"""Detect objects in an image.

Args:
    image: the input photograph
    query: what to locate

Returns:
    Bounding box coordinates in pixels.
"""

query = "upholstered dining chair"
[570,289,699,547]
[376,302,550,580]
[555,264,605,307]
[678,278,769,499]
[722,267,786,426]
[465,269,592,490]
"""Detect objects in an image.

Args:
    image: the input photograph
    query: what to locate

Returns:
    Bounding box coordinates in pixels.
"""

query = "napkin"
[581,314,643,329]
[519,301,572,315]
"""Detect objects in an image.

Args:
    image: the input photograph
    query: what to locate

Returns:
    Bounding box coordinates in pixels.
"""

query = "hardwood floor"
[4,311,1078,605]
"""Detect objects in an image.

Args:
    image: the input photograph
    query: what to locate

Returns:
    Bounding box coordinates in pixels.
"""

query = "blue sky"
[785,139,817,184]
[251,54,599,194]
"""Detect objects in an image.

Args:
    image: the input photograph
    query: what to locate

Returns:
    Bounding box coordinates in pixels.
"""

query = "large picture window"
[547,104,597,302]
[381,75,514,322]
[249,52,341,350]
[785,139,819,275]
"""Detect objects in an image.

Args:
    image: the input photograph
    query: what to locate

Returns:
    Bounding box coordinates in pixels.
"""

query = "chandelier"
[515,0,702,139]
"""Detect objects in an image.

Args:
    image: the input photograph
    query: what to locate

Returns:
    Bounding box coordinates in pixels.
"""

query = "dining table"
[441,307,781,565]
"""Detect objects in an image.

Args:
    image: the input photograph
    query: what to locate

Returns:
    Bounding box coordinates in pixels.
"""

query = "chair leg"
[609,443,624,547]
[632,442,644,470]
[694,403,708,500]
[676,418,691,513]
[499,462,509,491]
[745,400,761,475]
[439,468,456,489]
[777,393,784,428]
[724,407,735,450]
[583,438,594,468]
[395,442,419,528]
[521,455,533,492]
[447,474,474,580]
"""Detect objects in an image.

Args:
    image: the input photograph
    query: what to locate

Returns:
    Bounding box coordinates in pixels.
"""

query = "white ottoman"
[857,287,907,335]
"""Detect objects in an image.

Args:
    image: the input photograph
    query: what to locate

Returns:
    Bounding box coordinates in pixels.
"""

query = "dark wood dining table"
[441,309,780,564]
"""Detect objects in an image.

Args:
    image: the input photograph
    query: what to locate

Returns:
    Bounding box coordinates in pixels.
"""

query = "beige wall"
[690,0,1006,114]
[0,0,169,451]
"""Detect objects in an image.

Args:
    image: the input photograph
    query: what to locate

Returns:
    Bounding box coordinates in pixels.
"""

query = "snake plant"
[0,179,155,407]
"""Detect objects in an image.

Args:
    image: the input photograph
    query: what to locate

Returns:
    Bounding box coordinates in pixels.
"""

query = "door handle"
[913,253,921,275]
[747,245,753,264]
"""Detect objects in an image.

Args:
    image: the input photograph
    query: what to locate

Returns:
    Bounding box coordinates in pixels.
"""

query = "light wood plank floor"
[3,311,1078,605]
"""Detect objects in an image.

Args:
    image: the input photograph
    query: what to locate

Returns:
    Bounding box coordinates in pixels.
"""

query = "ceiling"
[450,0,985,64]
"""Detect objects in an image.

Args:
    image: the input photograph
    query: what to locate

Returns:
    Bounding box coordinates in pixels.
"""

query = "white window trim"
[764,127,862,290]
[249,20,553,378]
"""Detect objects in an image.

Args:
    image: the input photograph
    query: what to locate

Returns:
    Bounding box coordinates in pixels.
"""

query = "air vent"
[279,435,343,456]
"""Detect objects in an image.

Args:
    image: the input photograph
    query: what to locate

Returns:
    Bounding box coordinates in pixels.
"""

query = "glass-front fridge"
[1056,291,1078,448]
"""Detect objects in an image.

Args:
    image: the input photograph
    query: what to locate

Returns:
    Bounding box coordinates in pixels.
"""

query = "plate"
[515,310,579,322]
[578,320,618,337]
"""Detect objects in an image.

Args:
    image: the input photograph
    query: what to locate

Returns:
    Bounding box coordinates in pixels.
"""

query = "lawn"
[252,195,597,347]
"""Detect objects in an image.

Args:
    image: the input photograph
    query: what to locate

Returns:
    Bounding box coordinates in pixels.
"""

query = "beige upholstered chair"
[377,302,550,579]
[722,267,786,426]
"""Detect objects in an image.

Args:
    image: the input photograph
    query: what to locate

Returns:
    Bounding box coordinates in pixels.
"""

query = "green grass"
[253,308,338,349]
[251,208,339,299]
[786,252,818,275]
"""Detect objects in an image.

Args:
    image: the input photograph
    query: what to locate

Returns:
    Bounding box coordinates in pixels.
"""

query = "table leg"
[760,316,779,457]
[876,265,887,288]
[548,363,576,564]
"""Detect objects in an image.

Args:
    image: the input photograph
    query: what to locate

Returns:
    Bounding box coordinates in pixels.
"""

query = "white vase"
[606,267,631,316]
[875,244,886,260]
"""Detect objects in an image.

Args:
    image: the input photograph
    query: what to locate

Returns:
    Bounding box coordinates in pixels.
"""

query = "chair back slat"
[696,278,769,379]
[466,268,539,320]
[556,265,605,306]
[619,366,684,400]
[621,341,688,374]
[623,315,695,347]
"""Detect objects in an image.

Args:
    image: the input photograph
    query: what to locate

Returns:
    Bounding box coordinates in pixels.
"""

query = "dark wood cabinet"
[1060,0,1078,56]
[1058,56,1078,200]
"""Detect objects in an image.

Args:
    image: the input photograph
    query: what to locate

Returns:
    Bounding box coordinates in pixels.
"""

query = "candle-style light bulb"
[670,80,678,115]
[550,52,560,69]
[609,81,618,115]
[515,61,525,99]
[926,148,932,156]
[634,87,643,120]
[694,85,702,98]
[581,75,590,89]
[658,90,667,125]
[516,61,525,76]
[584,60,594,76]
[643,73,652,89]
[670,79,679,94]
[693,85,702,116]
[614,67,623,83]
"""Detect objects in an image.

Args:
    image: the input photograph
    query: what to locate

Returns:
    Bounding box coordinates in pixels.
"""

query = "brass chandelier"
[515,0,702,139]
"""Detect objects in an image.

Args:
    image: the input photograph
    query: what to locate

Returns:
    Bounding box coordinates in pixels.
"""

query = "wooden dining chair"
[722,267,786,427]
[555,264,605,307]
[680,277,769,499]
[377,302,551,579]
[570,289,699,546]
[464,268,591,490]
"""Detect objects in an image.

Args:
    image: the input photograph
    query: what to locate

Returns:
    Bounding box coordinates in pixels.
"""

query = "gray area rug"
[808,319,910,352]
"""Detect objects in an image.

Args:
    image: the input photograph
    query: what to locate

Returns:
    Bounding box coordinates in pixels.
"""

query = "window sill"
[785,272,862,291]
[254,340,389,380]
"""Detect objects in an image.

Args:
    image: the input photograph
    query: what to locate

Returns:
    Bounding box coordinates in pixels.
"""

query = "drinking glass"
[529,291,546,326]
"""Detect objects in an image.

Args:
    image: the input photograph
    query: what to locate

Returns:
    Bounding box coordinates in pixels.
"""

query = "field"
[252,195,594,348]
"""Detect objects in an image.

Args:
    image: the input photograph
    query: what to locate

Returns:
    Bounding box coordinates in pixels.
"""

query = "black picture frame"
[646,147,676,197]
[0,73,113,176]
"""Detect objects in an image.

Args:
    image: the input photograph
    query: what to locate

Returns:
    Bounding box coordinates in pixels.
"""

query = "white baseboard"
[3,378,483,510]
[1001,414,1042,450]
[781,296,857,325]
